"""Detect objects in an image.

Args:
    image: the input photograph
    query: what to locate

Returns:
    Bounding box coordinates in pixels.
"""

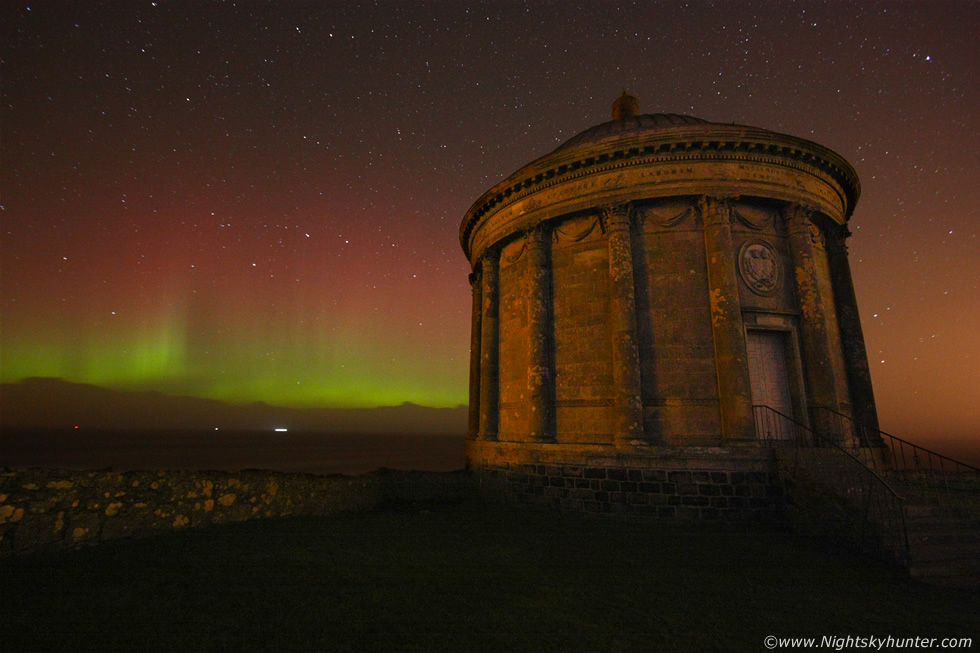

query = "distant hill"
[0,378,468,434]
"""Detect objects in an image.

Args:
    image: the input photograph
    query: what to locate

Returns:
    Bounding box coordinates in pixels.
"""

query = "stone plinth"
[467,439,784,522]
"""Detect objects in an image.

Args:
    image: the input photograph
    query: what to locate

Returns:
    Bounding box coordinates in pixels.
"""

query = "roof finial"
[612,90,638,120]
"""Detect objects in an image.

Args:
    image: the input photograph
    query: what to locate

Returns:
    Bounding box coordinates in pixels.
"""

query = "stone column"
[784,204,842,440]
[478,248,500,441]
[699,196,755,441]
[602,204,644,445]
[526,224,556,442]
[825,226,881,440]
[467,269,482,440]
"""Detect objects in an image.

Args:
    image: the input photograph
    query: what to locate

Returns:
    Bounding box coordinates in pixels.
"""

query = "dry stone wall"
[0,468,473,557]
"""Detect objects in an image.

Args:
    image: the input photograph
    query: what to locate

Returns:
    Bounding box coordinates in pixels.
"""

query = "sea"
[0,428,466,475]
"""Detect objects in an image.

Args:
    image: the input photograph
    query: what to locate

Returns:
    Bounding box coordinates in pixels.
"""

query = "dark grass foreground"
[3,501,977,652]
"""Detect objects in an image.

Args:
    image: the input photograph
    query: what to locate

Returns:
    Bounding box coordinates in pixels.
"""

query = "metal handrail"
[753,405,910,565]
[812,407,979,516]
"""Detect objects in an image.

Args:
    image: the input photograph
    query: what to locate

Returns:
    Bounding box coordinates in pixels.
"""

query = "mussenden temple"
[458,93,974,535]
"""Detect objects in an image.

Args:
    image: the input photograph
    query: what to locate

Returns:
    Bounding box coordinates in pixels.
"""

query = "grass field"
[3,501,977,652]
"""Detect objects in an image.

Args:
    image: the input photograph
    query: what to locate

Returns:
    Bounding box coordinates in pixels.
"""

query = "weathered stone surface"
[0,468,475,557]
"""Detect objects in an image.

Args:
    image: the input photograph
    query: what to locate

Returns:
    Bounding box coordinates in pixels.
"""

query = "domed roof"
[460,93,862,260]
[555,113,710,153]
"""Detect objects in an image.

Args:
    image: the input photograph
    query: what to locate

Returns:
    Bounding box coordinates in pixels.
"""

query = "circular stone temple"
[460,93,879,518]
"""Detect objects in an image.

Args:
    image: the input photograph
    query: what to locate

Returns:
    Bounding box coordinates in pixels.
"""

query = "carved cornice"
[460,125,861,258]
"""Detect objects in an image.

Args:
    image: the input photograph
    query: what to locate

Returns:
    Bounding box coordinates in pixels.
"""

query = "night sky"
[2,2,977,452]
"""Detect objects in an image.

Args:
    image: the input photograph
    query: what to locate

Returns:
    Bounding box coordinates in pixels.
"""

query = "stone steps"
[901,502,980,586]
[886,480,979,517]
[908,558,980,588]
[775,447,980,587]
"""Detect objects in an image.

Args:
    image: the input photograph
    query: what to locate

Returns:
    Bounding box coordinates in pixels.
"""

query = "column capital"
[697,195,735,226]
[599,203,632,232]
[782,202,817,227]
[482,246,501,264]
[526,221,551,250]
[824,224,851,253]
[783,203,824,247]
[468,269,481,287]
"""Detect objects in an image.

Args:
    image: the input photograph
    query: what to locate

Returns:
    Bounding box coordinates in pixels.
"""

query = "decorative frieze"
[552,216,600,242]
[637,202,695,230]
[732,205,778,232]
[460,131,861,254]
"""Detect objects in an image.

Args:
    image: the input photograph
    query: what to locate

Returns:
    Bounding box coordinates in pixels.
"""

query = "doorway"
[746,330,795,438]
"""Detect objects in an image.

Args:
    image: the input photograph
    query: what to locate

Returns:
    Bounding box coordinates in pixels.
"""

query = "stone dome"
[554,113,711,153]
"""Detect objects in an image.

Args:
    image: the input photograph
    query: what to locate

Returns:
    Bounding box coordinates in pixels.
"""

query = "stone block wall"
[476,462,784,522]
[0,468,474,557]
[467,440,786,522]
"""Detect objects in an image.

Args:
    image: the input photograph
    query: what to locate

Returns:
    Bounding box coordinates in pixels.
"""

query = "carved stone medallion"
[738,240,781,296]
